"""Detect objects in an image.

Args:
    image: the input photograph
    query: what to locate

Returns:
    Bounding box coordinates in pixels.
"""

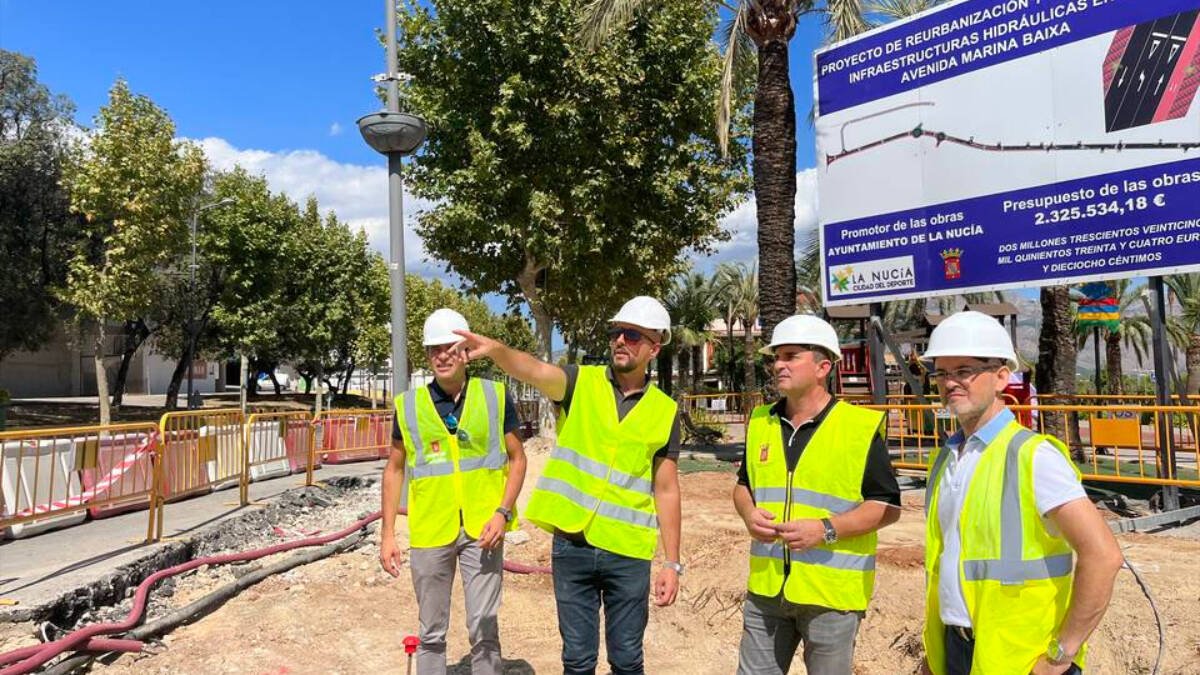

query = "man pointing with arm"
[453,296,682,675]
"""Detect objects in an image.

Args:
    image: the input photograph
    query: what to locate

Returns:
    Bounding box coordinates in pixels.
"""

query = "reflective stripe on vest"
[750,541,876,572]
[752,487,860,515]
[960,429,1073,584]
[922,421,1084,675]
[522,365,674,560]
[744,400,883,611]
[396,378,510,547]
[550,444,654,495]
[534,476,658,529]
[402,379,506,479]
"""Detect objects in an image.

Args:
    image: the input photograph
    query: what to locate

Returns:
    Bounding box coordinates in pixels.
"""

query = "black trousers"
[943,626,1082,675]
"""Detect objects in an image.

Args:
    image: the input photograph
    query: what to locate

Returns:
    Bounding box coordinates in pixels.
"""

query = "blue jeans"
[551,534,651,675]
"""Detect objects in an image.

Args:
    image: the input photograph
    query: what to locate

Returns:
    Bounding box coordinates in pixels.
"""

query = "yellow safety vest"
[524,365,676,560]
[923,420,1086,674]
[394,378,514,548]
[744,400,884,610]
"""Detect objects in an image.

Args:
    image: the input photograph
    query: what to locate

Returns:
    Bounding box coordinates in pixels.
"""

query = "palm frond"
[577,0,645,51]
[824,0,871,42]
[866,0,942,23]
[717,2,753,157]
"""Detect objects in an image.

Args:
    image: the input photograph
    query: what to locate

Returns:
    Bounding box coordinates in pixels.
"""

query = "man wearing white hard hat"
[733,314,900,675]
[379,307,528,675]
[919,311,1121,675]
[452,296,682,675]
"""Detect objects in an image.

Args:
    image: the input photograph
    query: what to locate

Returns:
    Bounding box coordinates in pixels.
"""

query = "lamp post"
[358,0,427,400]
[187,196,237,410]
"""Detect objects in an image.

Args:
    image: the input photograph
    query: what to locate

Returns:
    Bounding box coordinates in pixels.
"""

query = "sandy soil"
[7,440,1199,674]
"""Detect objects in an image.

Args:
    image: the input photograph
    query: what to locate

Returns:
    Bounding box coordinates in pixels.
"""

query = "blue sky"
[0,0,831,280]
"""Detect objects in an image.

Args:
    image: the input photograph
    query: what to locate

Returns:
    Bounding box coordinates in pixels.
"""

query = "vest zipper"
[783,468,794,568]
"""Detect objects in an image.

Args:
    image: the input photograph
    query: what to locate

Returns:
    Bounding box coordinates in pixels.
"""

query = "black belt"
[948,625,974,642]
[554,529,592,546]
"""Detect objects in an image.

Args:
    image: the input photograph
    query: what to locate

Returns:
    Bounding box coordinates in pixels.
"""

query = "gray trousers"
[409,530,504,675]
[736,593,863,675]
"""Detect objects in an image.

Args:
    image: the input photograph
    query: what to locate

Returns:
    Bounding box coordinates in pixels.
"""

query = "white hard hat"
[422,308,469,347]
[759,314,842,362]
[610,296,672,345]
[922,311,1018,370]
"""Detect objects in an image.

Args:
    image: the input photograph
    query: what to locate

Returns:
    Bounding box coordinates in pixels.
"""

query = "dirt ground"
[6,440,1200,674]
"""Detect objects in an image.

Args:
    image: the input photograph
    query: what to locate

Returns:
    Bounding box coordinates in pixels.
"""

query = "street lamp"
[358,0,427,401]
[187,196,237,410]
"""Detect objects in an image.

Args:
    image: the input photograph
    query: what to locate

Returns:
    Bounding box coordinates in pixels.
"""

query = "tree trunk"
[163,352,189,412]
[165,317,205,412]
[657,349,673,395]
[677,350,691,394]
[726,313,737,391]
[111,319,151,409]
[1187,334,1200,395]
[267,370,283,396]
[517,257,557,438]
[342,359,354,396]
[752,39,797,341]
[743,326,757,408]
[692,344,704,392]
[94,321,112,425]
[1036,286,1081,460]
[1105,332,1123,396]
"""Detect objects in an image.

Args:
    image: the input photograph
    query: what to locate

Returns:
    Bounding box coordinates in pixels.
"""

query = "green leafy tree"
[1165,274,1200,395]
[0,50,80,363]
[395,0,747,429]
[61,79,206,423]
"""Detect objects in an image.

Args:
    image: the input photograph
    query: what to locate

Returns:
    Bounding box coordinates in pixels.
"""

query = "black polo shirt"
[557,364,681,460]
[736,397,900,507]
[391,377,521,442]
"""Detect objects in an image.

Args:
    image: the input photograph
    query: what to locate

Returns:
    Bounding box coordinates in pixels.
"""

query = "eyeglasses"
[608,327,650,345]
[930,364,999,383]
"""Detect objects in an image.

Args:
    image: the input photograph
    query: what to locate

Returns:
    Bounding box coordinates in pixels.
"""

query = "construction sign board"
[816,0,1200,306]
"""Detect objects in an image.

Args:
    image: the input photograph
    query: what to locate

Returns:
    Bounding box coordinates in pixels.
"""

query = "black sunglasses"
[607,327,650,344]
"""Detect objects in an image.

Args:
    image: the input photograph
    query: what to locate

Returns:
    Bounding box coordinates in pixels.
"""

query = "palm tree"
[667,270,718,393]
[580,1,937,344]
[1165,274,1200,394]
[715,261,760,396]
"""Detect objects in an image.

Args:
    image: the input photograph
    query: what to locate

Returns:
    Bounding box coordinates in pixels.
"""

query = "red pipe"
[0,513,381,674]
[0,509,549,674]
[0,638,143,663]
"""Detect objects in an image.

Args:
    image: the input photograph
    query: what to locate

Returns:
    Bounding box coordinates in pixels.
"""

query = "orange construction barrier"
[0,423,159,541]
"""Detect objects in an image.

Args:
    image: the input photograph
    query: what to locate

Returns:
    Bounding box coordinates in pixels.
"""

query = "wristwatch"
[1045,638,1074,666]
[662,561,685,576]
[495,506,513,523]
[820,518,838,544]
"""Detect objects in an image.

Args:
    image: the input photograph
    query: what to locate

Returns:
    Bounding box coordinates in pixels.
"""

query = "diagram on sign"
[825,10,1200,166]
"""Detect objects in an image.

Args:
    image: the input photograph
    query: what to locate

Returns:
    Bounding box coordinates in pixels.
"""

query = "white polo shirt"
[935,408,1086,628]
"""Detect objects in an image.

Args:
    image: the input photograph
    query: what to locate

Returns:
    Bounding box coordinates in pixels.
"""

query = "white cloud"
[328,122,343,137]
[194,137,440,275]
[698,168,820,270]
